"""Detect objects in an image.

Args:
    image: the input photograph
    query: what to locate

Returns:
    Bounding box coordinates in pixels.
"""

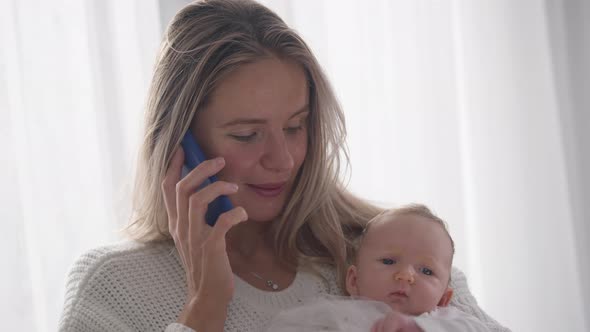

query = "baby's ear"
[345,265,359,296]
[438,287,453,307]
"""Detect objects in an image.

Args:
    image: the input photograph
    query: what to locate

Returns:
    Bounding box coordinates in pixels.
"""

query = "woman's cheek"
[218,148,259,180]
[291,135,308,166]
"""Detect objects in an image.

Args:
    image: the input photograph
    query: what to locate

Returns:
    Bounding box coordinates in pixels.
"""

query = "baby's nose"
[394,269,415,284]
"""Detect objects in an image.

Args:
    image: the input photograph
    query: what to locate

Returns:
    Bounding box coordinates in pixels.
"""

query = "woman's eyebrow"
[220,105,309,128]
[288,107,310,119]
[220,118,266,127]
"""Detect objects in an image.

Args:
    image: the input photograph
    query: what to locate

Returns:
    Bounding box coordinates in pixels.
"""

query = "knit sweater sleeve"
[59,242,188,332]
[449,267,511,332]
[58,246,133,332]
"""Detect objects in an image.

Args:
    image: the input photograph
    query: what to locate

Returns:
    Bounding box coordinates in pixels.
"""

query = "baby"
[268,204,490,332]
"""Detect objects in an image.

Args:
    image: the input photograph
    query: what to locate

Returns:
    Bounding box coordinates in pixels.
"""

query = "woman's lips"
[247,183,286,197]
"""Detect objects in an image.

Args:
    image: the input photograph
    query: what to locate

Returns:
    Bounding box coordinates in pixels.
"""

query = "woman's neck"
[226,219,297,290]
[226,219,274,260]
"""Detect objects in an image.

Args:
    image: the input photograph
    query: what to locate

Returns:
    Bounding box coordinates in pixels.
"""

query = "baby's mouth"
[390,290,409,298]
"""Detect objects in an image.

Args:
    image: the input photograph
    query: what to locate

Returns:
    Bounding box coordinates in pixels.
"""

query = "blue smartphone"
[181,130,234,226]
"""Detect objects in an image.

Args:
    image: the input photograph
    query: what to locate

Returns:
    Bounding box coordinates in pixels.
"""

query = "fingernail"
[239,207,248,221]
[215,157,225,165]
[230,183,238,191]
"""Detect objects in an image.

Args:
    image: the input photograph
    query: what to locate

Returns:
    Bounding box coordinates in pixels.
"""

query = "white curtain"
[1,1,587,331]
[0,0,161,330]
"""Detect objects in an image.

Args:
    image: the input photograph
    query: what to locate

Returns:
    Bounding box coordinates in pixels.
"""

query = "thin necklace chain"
[250,271,280,290]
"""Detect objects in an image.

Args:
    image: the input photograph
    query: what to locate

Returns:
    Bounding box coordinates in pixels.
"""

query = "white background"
[1,1,588,331]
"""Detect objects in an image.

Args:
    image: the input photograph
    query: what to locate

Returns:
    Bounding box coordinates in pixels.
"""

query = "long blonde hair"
[126,0,382,287]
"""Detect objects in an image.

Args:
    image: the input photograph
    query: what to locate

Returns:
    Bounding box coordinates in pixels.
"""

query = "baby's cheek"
[422,284,447,308]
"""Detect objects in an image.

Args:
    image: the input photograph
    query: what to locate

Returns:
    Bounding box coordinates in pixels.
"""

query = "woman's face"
[192,56,309,223]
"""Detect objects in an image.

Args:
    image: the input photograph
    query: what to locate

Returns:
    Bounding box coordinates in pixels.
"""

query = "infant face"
[346,214,453,315]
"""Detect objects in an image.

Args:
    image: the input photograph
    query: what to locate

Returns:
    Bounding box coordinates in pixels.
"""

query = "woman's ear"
[345,265,359,296]
[437,287,453,307]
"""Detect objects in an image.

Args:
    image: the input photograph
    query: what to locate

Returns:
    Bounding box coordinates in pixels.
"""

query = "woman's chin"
[232,196,288,223]
[243,211,282,224]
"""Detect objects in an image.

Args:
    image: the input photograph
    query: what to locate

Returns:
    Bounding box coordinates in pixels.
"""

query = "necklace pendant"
[251,272,279,291]
[266,280,279,290]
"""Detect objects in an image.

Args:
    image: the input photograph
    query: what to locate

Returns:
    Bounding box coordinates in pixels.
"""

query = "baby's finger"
[381,312,401,331]
[371,317,384,332]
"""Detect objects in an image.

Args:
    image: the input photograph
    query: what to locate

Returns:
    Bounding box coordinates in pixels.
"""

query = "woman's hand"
[161,147,248,331]
[371,311,423,332]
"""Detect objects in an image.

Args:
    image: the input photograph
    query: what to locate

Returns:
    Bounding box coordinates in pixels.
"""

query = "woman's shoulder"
[69,240,175,271]
[59,241,185,331]
[64,240,185,295]
[64,241,180,288]
[449,266,470,296]
[301,262,344,296]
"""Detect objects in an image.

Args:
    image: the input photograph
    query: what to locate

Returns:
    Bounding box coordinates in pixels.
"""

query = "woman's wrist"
[177,296,228,332]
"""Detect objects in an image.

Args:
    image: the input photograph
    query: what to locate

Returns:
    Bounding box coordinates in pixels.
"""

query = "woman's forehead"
[205,57,308,120]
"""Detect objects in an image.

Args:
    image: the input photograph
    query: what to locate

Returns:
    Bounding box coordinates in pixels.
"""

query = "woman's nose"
[261,132,295,172]
[394,267,416,285]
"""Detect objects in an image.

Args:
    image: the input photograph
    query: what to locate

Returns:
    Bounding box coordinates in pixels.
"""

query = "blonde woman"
[58,1,510,331]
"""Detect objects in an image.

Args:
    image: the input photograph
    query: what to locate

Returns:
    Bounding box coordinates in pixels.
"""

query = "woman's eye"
[284,125,303,134]
[230,132,257,142]
[420,267,434,276]
[381,258,396,265]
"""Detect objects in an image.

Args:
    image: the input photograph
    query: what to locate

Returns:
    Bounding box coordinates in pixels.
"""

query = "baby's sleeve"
[414,306,492,332]
[266,296,389,332]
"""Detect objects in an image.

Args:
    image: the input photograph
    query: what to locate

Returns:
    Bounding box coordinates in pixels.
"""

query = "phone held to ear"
[181,130,234,226]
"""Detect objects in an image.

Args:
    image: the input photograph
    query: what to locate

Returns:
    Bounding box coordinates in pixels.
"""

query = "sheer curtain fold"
[1,1,587,332]
[451,2,585,331]
[1,0,160,331]
[546,0,590,325]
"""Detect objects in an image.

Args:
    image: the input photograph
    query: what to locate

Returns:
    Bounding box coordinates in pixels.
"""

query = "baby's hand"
[370,311,423,332]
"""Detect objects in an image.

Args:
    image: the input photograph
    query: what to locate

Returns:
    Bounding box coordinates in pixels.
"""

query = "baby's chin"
[387,302,411,314]
[387,302,435,317]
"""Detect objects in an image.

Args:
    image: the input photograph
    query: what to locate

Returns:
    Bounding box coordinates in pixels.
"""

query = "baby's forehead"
[366,212,438,234]
[360,214,454,258]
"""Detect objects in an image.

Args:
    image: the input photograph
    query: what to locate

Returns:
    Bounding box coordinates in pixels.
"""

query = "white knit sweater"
[58,241,510,332]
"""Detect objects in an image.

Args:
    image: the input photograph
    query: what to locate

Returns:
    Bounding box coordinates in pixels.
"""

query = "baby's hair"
[351,203,455,266]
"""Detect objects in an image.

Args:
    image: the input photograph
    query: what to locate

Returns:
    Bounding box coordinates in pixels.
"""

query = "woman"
[59,0,509,331]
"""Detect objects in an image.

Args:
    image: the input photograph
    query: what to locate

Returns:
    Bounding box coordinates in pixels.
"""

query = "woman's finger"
[161,148,194,283]
[206,207,248,248]
[186,181,239,249]
[177,157,226,195]
[194,207,247,303]
[175,157,227,238]
[161,147,185,226]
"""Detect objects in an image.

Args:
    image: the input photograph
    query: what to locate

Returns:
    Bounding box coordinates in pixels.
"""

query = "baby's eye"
[381,258,396,265]
[420,267,434,276]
